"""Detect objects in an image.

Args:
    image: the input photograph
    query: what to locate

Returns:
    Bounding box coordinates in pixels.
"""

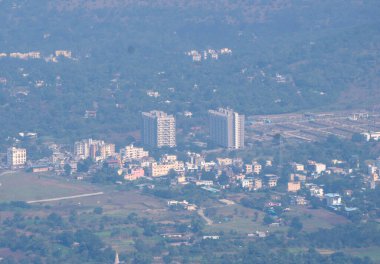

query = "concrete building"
[7,147,27,168]
[74,139,115,161]
[208,108,245,149]
[245,164,253,174]
[99,143,116,159]
[149,155,184,177]
[290,162,305,172]
[361,132,380,141]
[308,161,326,174]
[142,111,176,148]
[265,174,279,188]
[252,162,262,174]
[120,144,149,161]
[242,179,253,189]
[325,193,342,207]
[287,181,301,192]
[309,185,324,198]
[124,167,145,181]
[253,178,263,190]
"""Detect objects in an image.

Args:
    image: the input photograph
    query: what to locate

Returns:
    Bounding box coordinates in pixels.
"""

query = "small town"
[0,1,379,263]
[2,108,380,232]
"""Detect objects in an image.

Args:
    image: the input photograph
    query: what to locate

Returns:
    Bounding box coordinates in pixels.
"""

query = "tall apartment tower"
[208,108,245,149]
[142,111,176,148]
[7,147,27,168]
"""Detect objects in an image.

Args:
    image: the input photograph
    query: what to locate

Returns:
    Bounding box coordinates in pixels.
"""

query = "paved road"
[27,192,104,204]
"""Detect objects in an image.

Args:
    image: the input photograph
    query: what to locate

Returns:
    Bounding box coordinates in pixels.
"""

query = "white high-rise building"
[208,108,245,149]
[142,111,176,148]
[7,147,27,168]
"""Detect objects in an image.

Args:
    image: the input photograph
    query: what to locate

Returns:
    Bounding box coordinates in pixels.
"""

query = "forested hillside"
[0,0,379,145]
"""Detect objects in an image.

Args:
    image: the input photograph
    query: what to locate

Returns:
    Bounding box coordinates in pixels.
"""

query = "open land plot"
[248,110,380,143]
[0,170,98,202]
[203,203,278,234]
[342,247,380,261]
[284,206,349,231]
[289,247,380,262]
[0,170,182,222]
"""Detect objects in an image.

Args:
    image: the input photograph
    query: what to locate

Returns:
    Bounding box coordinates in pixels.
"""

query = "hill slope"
[0,0,379,145]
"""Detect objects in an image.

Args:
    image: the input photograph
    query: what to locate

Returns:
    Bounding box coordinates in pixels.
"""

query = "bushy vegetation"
[0,1,379,147]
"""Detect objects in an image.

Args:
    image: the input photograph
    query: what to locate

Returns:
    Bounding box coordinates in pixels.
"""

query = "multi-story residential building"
[74,140,90,159]
[7,147,27,168]
[290,162,305,172]
[242,179,253,189]
[149,161,184,177]
[253,178,263,190]
[149,155,184,177]
[287,181,301,192]
[120,144,149,162]
[216,158,233,166]
[74,139,115,161]
[142,111,176,148]
[124,167,145,181]
[308,184,324,198]
[325,193,342,206]
[361,131,380,141]
[241,177,262,190]
[208,108,245,149]
[245,164,253,174]
[308,161,327,174]
[99,143,115,159]
[265,174,279,188]
[252,162,262,174]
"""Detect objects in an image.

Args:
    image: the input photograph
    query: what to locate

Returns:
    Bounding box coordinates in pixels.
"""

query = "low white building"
[361,132,380,141]
[325,193,342,206]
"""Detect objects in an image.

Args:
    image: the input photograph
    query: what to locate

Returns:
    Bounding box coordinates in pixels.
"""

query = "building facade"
[7,147,27,168]
[74,139,115,161]
[142,111,176,148]
[120,144,149,161]
[208,108,245,149]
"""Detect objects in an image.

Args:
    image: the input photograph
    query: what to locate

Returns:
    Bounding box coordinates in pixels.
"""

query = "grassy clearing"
[0,170,97,202]
[204,204,281,234]
[284,206,349,231]
[288,247,380,262]
[343,247,380,261]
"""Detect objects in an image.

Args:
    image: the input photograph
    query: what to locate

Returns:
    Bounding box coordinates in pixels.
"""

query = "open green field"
[343,247,380,261]
[203,204,278,234]
[317,247,380,261]
[284,206,349,231]
[0,170,98,202]
[290,247,380,262]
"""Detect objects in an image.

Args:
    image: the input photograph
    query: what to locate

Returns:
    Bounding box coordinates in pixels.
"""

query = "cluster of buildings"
[141,108,245,150]
[3,107,245,179]
[8,52,41,60]
[0,50,74,62]
[186,48,232,62]
[74,139,116,161]
[7,105,379,216]
[361,131,380,141]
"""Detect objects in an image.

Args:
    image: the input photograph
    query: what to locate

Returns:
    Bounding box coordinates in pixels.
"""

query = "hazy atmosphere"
[0,1,380,263]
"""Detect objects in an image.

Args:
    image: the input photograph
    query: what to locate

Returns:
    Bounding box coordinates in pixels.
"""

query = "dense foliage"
[0,1,379,147]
